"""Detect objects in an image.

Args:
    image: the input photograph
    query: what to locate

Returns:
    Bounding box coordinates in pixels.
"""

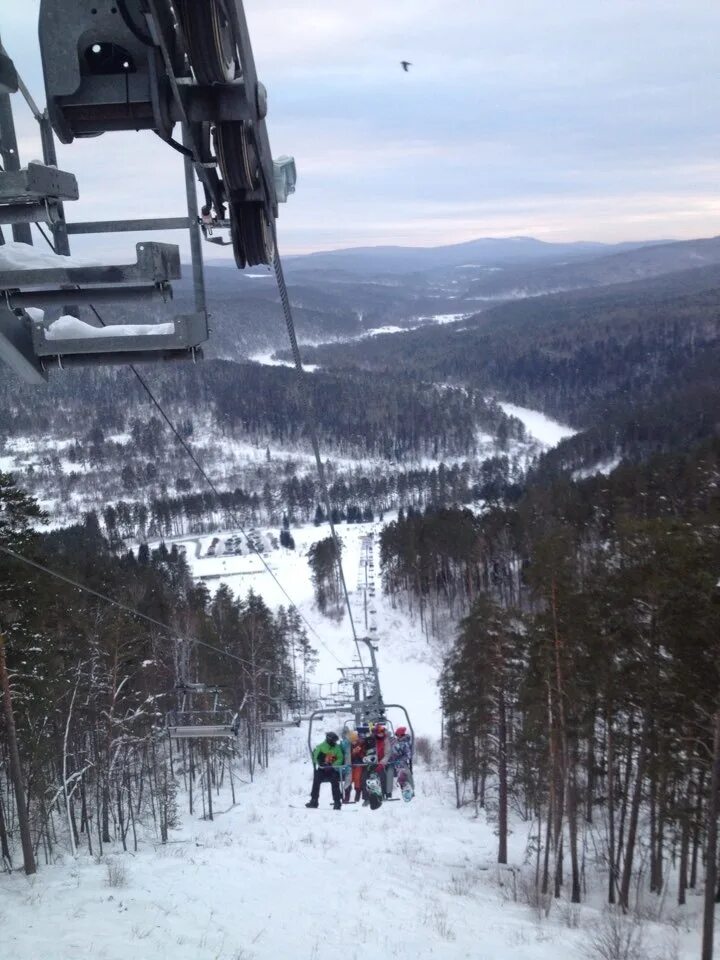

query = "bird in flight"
[400,61,412,72]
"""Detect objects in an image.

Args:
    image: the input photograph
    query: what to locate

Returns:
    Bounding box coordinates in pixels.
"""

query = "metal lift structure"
[0,1,296,383]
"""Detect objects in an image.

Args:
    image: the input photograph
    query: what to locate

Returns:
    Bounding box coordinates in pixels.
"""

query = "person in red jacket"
[374,724,395,799]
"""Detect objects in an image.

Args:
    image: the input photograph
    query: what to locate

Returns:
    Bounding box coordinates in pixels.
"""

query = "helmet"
[395,726,407,737]
[325,731,339,745]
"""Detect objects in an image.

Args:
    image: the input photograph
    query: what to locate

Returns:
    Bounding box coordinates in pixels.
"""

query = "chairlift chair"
[166,680,238,739]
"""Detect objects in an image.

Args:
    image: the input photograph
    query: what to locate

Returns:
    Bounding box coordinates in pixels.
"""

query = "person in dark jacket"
[306,731,344,810]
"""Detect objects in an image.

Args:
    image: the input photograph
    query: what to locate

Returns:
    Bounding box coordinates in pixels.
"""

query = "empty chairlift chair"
[166,682,238,739]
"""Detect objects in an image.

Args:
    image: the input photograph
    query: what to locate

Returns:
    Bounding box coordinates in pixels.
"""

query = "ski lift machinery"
[0,0,296,382]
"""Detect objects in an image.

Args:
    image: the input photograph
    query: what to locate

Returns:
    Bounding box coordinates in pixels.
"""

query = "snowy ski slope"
[2,724,699,960]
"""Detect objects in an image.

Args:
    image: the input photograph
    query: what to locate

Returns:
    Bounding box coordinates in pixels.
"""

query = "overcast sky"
[2,1,720,257]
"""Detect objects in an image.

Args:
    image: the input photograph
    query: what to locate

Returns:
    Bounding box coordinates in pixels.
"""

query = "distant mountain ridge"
[268,236,660,276]
[463,235,720,299]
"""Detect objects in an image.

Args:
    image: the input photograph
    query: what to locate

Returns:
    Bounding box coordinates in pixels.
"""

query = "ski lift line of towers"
[167,530,415,744]
[0,1,297,383]
[165,636,388,740]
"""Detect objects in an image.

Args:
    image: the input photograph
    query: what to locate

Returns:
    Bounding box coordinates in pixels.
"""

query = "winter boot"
[333,801,342,811]
[305,800,318,809]
[354,789,362,803]
[402,784,414,802]
[343,786,352,804]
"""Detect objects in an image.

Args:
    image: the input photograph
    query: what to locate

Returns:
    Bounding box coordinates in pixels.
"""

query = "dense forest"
[380,436,720,913]
[0,473,317,872]
[307,265,720,473]
[0,361,515,460]
[0,361,527,530]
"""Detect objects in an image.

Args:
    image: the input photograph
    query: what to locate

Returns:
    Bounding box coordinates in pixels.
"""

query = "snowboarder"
[400,60,412,72]
[360,731,384,809]
[349,730,366,802]
[374,724,394,799]
[306,731,344,810]
[391,726,415,801]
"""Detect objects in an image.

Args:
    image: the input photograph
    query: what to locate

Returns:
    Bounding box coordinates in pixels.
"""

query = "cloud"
[2,0,720,256]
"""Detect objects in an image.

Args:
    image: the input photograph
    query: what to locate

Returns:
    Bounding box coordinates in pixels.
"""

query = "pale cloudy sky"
[2,1,720,256]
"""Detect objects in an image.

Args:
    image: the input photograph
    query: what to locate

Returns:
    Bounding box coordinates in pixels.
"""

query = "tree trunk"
[691,768,706,889]
[678,768,692,907]
[607,717,616,904]
[497,683,508,864]
[701,708,720,960]
[585,723,596,824]
[619,717,649,912]
[0,786,12,868]
[542,798,552,895]
[550,578,567,899]
[567,738,582,903]
[654,756,668,895]
[616,715,635,879]
[0,630,36,875]
[205,747,213,822]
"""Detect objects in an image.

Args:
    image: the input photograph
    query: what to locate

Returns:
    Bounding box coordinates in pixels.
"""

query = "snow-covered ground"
[573,457,622,480]
[1,444,703,959]
[2,732,701,960]
[249,352,319,372]
[250,312,469,367]
[498,402,576,448]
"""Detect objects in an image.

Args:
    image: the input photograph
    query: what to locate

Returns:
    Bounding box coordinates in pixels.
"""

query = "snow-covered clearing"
[498,403,576,448]
[249,352,319,372]
[573,457,622,480]
[250,312,470,367]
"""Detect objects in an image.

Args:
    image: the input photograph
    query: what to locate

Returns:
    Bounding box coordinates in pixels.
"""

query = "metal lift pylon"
[306,636,415,758]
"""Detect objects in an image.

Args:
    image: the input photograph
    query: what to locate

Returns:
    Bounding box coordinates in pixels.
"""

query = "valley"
[1,232,719,960]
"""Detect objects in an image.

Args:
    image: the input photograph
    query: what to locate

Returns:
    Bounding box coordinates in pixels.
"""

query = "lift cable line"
[83,300,345,668]
[271,229,365,670]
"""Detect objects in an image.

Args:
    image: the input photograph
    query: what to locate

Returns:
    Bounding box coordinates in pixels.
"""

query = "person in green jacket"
[306,731,344,810]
